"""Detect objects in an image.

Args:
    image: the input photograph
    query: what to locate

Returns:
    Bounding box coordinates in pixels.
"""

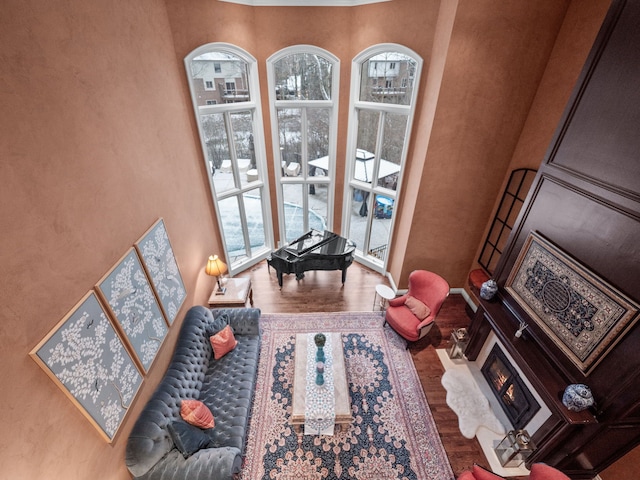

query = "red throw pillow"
[471,464,506,480]
[404,295,431,320]
[180,399,215,429]
[210,324,238,360]
[529,463,571,480]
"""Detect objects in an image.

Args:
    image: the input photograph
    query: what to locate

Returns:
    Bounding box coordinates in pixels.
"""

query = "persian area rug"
[239,312,454,480]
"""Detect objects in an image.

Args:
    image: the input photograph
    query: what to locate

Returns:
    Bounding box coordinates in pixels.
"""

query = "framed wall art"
[96,248,168,373]
[135,218,186,324]
[30,291,143,443]
[505,231,640,375]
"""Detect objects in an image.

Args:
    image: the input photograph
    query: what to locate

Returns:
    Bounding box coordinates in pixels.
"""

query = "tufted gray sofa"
[125,305,261,480]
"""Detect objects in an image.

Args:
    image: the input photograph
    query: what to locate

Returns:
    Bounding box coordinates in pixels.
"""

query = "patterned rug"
[239,312,454,480]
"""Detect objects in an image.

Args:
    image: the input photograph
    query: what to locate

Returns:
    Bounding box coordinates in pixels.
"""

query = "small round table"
[373,284,395,314]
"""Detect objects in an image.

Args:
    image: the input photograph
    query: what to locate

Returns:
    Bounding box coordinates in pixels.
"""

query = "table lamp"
[205,254,228,295]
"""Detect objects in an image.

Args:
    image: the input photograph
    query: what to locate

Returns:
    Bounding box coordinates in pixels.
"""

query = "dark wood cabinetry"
[467,0,640,477]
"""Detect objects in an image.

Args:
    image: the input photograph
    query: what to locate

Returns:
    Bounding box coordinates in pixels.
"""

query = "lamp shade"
[205,255,228,277]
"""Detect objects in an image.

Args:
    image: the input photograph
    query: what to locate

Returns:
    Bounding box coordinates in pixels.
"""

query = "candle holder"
[495,429,536,468]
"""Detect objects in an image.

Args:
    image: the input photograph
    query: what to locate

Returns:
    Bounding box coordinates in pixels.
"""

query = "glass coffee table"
[291,332,352,434]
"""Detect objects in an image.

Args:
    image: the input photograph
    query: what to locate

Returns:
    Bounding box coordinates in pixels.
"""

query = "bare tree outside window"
[273,53,332,101]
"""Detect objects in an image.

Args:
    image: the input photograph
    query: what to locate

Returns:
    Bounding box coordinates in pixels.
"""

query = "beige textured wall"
[0,0,220,478]
[394,0,572,288]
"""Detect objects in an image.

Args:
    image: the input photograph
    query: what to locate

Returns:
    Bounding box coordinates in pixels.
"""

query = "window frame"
[184,42,273,275]
[342,43,423,273]
[266,45,340,244]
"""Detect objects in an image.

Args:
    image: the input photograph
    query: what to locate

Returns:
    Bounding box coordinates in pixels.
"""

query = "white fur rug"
[441,369,505,439]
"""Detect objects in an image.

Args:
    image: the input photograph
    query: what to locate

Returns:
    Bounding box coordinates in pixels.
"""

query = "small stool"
[373,284,395,314]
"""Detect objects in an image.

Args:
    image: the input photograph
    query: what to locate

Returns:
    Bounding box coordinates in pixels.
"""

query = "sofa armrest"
[137,446,242,480]
[212,307,261,336]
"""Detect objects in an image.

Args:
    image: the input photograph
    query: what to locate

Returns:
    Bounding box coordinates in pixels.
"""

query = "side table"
[373,284,395,314]
[208,277,253,308]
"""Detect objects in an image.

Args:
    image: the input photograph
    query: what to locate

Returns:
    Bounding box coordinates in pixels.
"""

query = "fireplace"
[481,344,540,430]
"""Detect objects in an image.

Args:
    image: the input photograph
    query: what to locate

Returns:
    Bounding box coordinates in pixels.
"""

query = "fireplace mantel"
[465,0,640,476]
[465,291,602,477]
[466,294,597,427]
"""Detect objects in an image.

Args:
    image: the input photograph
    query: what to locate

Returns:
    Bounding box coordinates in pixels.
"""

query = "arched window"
[185,43,272,273]
[343,44,423,272]
[267,46,340,243]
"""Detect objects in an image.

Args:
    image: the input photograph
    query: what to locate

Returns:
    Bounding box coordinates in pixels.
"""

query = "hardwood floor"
[238,260,492,478]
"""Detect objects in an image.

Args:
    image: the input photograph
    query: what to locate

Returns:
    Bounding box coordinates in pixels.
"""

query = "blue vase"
[315,372,324,386]
[316,346,325,362]
[480,279,498,300]
[562,384,594,412]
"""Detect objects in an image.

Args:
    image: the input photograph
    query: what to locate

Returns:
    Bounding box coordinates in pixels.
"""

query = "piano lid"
[283,230,354,257]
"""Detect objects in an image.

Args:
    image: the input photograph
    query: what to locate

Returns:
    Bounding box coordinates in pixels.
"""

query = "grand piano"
[267,230,356,288]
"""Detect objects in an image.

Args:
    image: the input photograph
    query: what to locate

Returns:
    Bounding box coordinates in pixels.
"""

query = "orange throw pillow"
[180,399,215,429]
[404,295,431,320]
[529,463,571,480]
[209,324,238,360]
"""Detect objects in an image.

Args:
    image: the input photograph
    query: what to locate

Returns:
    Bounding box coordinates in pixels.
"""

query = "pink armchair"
[384,270,449,344]
[458,463,570,480]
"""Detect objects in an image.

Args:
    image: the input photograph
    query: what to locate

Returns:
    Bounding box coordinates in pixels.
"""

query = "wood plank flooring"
[238,260,493,478]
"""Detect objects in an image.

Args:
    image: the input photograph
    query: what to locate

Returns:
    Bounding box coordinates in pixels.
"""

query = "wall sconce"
[205,255,228,295]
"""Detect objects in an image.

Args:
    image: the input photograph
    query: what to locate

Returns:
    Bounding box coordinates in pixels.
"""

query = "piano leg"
[342,267,348,284]
[277,270,284,288]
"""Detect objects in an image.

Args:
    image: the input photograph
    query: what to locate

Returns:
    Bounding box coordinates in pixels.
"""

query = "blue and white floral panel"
[30,291,143,443]
[96,248,168,373]
[135,218,186,325]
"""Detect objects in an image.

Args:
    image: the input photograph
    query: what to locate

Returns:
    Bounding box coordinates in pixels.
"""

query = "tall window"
[267,46,339,243]
[185,43,272,274]
[343,45,422,272]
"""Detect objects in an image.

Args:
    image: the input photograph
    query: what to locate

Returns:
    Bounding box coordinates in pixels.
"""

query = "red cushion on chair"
[404,295,431,320]
[529,463,571,480]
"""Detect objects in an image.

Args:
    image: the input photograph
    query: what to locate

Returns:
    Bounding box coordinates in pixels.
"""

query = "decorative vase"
[562,384,594,412]
[315,372,324,386]
[480,279,498,300]
[314,333,326,362]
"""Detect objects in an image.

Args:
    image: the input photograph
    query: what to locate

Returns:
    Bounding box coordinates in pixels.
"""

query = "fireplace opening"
[481,344,540,430]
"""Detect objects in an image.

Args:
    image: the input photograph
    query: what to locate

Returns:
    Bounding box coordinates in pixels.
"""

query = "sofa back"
[125,306,216,477]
